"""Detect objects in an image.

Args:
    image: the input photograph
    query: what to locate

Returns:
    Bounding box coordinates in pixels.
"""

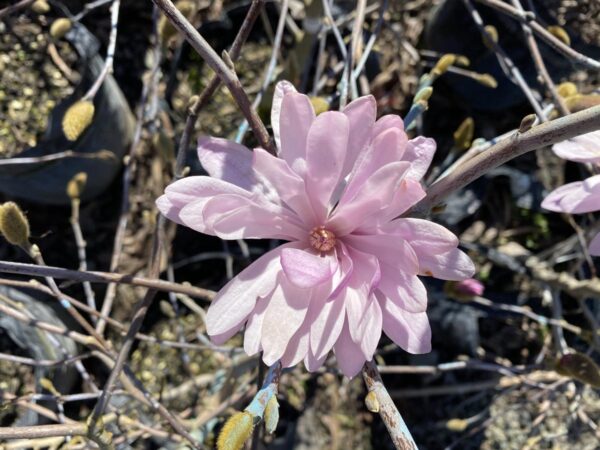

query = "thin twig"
[82,0,121,101]
[0,260,216,299]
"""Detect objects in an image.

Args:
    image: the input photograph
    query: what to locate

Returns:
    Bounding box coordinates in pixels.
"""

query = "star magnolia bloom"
[542,130,600,255]
[157,81,474,377]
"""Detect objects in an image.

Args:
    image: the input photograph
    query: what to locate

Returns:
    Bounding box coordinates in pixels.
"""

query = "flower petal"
[243,294,270,355]
[355,295,382,360]
[252,148,317,226]
[178,193,304,240]
[280,247,337,288]
[309,294,346,361]
[377,262,428,313]
[271,80,298,151]
[418,248,475,280]
[342,127,408,204]
[341,95,377,178]
[377,178,427,223]
[371,114,404,138]
[334,319,367,378]
[305,111,350,221]
[542,175,600,214]
[159,176,252,231]
[380,292,431,354]
[206,245,291,338]
[344,234,418,274]
[552,131,600,163]
[328,162,411,235]
[280,320,310,368]
[197,137,260,192]
[403,136,436,181]
[260,275,314,365]
[382,218,459,253]
[279,92,315,175]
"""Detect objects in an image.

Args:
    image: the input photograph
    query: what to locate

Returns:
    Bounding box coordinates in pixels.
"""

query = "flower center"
[309,226,336,252]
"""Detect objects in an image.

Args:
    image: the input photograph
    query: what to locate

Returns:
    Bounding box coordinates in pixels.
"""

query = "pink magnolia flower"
[542,131,600,255]
[157,81,474,377]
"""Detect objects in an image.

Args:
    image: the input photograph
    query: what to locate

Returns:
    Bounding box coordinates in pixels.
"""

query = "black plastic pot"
[0,23,134,205]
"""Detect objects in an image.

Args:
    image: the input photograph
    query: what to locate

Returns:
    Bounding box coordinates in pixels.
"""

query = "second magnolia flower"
[157,81,475,377]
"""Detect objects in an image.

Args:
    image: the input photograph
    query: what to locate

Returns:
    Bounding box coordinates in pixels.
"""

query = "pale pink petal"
[590,232,600,256]
[553,131,600,163]
[344,234,418,274]
[342,247,381,343]
[279,93,315,174]
[355,295,382,360]
[243,295,270,355]
[206,245,291,338]
[371,114,404,138]
[328,162,411,235]
[156,195,184,225]
[403,136,436,181]
[340,95,377,178]
[328,242,354,299]
[309,295,346,361]
[179,194,304,240]
[377,262,428,313]
[342,127,408,203]
[280,320,310,368]
[377,178,427,223]
[261,275,314,365]
[542,175,600,214]
[380,292,431,354]
[418,248,475,280]
[304,350,327,372]
[305,111,350,221]
[271,80,298,151]
[252,148,317,226]
[197,137,259,192]
[158,177,252,232]
[381,218,459,253]
[280,247,337,288]
[333,319,367,378]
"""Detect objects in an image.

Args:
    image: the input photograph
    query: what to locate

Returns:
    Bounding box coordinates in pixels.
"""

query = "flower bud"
[557,82,577,98]
[414,87,433,103]
[263,395,279,434]
[67,172,88,199]
[0,202,31,247]
[50,18,72,40]
[474,73,497,89]
[546,25,570,46]
[453,117,474,151]
[310,96,329,115]
[217,411,254,450]
[446,418,468,432]
[31,0,50,14]
[364,391,379,413]
[432,54,456,76]
[62,101,95,141]
[455,55,470,67]
[483,25,498,49]
[518,114,537,133]
[445,279,484,300]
